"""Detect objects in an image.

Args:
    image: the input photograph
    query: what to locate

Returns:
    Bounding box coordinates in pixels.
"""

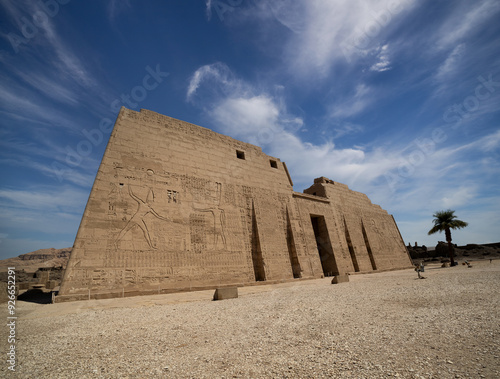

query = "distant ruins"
[57,108,412,301]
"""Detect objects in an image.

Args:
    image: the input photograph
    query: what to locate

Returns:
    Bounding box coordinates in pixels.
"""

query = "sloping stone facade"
[58,108,411,301]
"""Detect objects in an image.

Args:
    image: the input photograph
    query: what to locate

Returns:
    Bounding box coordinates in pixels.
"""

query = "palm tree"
[428,210,468,266]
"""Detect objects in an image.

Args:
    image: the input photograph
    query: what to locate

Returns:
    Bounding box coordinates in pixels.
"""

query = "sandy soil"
[1,260,499,378]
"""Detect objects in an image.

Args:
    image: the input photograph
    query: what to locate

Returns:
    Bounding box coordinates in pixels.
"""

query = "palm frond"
[428,209,468,234]
[428,225,443,235]
[449,220,468,229]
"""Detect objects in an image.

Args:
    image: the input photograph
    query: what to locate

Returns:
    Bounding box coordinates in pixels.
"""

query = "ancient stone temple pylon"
[57,108,411,302]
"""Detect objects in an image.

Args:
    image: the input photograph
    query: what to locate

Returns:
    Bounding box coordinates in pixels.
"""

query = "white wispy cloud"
[370,44,391,72]
[329,84,373,118]
[205,0,213,20]
[0,0,124,198]
[0,150,97,187]
[1,57,81,105]
[378,127,500,210]
[211,95,280,143]
[187,62,244,102]
[271,139,400,191]
[332,122,364,140]
[0,84,81,132]
[436,0,500,50]
[435,43,466,82]
[442,186,477,208]
[0,186,88,251]
[40,17,97,89]
[0,0,113,111]
[251,0,416,77]
[482,129,500,152]
[0,187,87,212]
[5,0,113,106]
[0,132,101,187]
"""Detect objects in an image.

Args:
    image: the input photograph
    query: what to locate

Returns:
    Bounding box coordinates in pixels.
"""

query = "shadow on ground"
[17,289,53,304]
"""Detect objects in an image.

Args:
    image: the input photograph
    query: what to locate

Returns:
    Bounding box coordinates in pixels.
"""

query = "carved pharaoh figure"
[192,182,227,249]
[115,186,169,249]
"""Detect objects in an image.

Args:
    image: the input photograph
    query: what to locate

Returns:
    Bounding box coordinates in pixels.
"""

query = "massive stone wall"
[58,108,411,301]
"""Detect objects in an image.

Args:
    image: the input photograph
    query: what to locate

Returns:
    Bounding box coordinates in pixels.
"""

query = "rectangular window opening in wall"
[236,150,245,160]
[270,159,278,168]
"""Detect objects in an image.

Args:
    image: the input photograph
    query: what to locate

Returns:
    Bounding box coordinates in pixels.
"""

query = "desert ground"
[1,260,499,378]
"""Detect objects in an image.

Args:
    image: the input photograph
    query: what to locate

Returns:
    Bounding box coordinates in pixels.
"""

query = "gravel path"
[1,260,499,378]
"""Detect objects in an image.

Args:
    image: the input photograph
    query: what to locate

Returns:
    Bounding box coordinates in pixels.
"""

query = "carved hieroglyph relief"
[192,182,227,250]
[115,185,169,249]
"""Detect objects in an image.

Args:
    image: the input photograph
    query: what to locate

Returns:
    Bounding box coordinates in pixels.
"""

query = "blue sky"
[0,0,499,259]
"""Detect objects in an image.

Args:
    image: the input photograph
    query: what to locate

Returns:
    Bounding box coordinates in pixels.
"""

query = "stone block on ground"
[213,287,238,300]
[331,274,349,284]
